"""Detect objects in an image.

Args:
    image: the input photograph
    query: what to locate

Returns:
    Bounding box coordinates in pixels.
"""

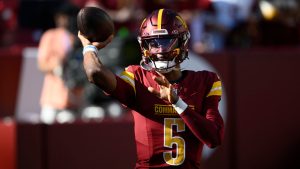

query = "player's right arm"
[78,31,116,93]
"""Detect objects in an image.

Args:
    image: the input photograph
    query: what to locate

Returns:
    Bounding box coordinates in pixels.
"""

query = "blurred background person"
[0,0,18,47]
[74,0,143,121]
[37,2,81,124]
[189,0,257,54]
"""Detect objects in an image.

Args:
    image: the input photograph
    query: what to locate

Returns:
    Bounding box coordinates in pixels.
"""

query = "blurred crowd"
[1,0,300,50]
[1,0,300,123]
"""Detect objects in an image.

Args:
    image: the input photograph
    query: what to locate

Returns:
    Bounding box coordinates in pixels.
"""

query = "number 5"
[163,118,186,165]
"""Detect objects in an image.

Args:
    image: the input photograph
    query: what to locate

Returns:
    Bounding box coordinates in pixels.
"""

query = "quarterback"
[78,8,224,169]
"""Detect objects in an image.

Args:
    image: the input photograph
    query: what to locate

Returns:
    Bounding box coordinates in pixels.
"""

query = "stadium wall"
[1,47,300,169]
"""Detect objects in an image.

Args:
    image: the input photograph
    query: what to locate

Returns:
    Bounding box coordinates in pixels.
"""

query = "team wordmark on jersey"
[154,104,195,116]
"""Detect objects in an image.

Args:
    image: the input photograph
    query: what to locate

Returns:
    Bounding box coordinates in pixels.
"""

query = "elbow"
[206,129,224,148]
[85,67,101,84]
[206,137,222,148]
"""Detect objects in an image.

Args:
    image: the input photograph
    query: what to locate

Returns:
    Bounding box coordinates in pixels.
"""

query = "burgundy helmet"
[138,9,190,71]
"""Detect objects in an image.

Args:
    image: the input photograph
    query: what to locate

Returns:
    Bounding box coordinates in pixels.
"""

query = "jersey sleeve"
[180,72,224,148]
[107,66,137,109]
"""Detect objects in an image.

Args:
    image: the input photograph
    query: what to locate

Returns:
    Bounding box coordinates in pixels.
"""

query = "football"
[77,7,114,42]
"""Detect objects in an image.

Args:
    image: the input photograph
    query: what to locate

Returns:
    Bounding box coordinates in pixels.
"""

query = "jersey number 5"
[163,118,186,166]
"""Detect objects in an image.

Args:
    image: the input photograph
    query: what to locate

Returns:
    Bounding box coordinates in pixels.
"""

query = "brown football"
[77,7,114,42]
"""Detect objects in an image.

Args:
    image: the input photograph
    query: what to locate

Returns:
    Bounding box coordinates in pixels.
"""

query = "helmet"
[138,9,190,73]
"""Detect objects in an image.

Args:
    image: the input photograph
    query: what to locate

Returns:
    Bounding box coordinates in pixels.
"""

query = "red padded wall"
[0,47,23,118]
[16,48,300,169]
[0,120,16,169]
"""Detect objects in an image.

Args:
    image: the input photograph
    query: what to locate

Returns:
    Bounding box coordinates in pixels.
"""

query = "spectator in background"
[74,1,143,121]
[37,2,81,124]
[190,0,243,54]
[0,0,18,47]
[191,1,235,53]
[84,0,146,33]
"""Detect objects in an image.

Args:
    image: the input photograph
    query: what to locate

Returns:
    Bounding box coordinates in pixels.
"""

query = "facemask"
[149,58,177,73]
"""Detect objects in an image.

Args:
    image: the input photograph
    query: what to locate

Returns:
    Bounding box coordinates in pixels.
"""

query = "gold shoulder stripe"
[121,71,134,80]
[120,71,136,94]
[157,9,164,29]
[207,81,222,97]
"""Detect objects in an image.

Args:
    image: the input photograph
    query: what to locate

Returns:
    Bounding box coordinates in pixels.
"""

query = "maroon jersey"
[109,65,224,169]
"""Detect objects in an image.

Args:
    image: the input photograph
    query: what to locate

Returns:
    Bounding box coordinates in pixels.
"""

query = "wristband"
[83,45,98,55]
[172,97,188,115]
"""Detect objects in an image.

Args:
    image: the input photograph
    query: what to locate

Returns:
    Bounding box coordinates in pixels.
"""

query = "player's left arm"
[148,72,224,148]
[180,95,224,148]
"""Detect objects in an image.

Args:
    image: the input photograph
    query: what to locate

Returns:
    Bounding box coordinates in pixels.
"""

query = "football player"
[78,8,224,169]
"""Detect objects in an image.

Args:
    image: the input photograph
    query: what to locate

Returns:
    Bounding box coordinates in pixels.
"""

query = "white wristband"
[172,97,188,115]
[83,45,98,55]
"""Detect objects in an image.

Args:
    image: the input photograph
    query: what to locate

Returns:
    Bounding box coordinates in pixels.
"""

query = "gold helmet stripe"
[157,9,164,29]
[176,16,188,29]
[140,18,146,30]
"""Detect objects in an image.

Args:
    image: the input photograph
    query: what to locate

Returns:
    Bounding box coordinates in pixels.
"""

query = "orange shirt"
[37,28,75,109]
